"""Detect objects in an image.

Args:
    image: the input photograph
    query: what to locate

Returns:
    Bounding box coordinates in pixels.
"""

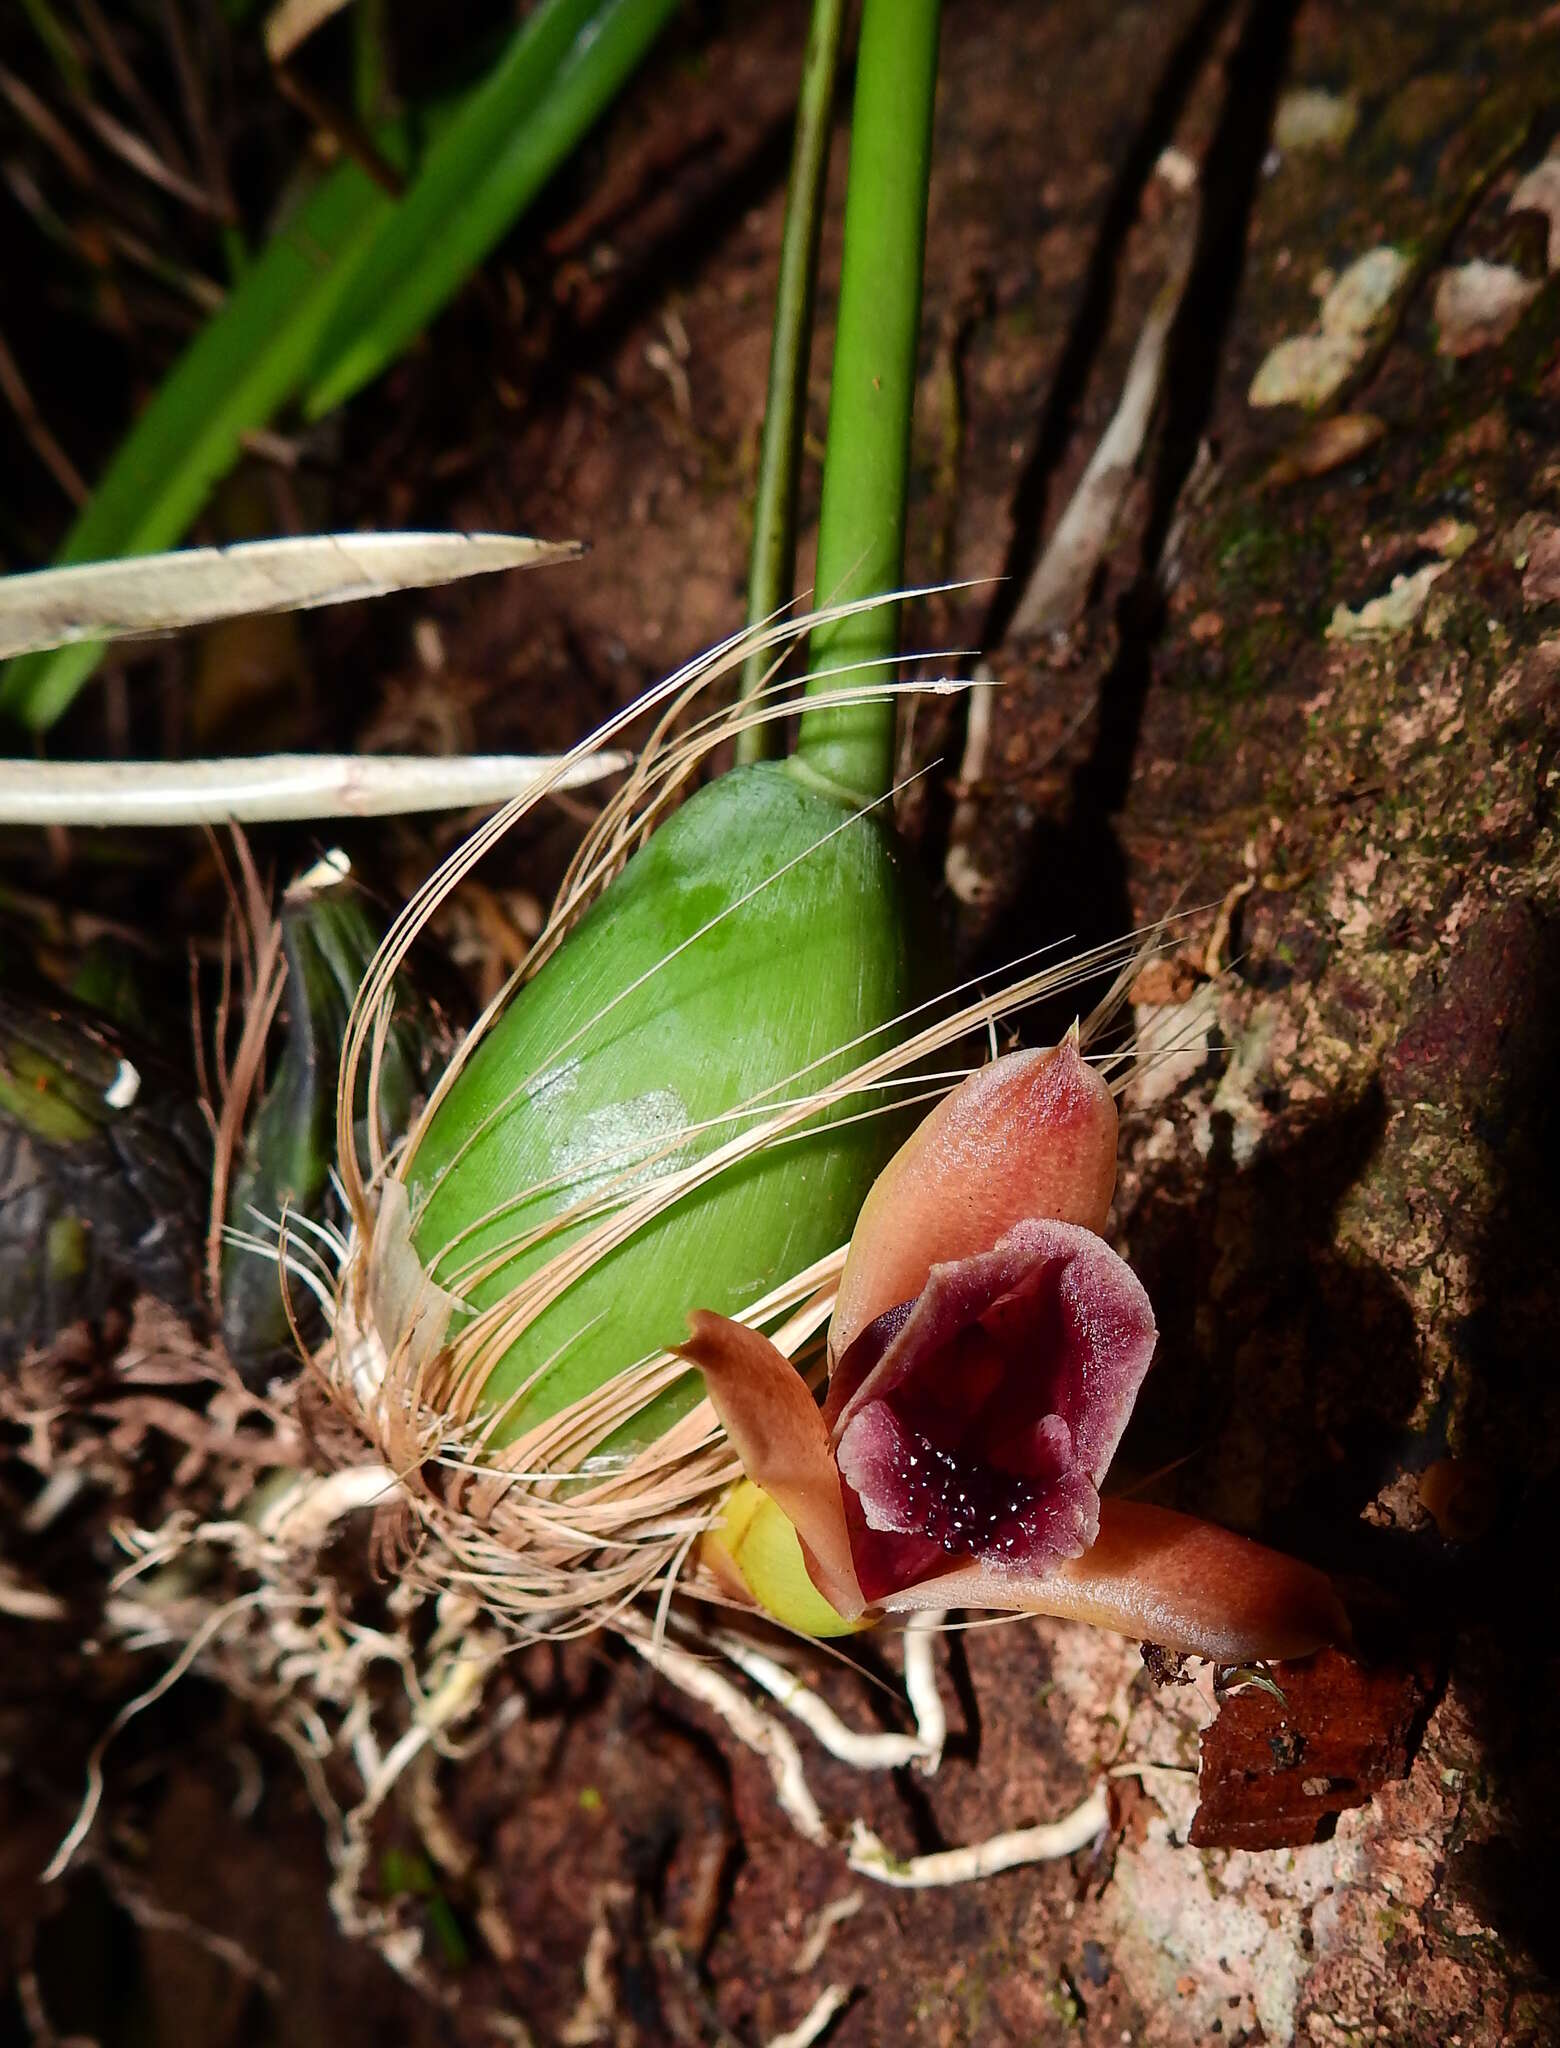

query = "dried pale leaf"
[0,532,582,660]
[0,750,628,826]
[1190,1645,1433,1849]
[1248,248,1408,410]
[265,0,354,63]
[1247,332,1363,410]
[1011,230,1192,636]
[1317,246,1409,339]
[1272,89,1357,154]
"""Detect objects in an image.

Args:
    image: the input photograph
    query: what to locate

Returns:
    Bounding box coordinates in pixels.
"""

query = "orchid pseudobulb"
[399,761,928,1455]
[685,1039,1349,1663]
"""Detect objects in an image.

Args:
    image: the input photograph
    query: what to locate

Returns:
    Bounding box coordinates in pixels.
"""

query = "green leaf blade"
[0,157,399,730]
[303,0,681,420]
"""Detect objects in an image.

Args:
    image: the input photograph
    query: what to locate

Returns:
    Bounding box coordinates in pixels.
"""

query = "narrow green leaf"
[0,151,404,730]
[303,0,680,419]
[17,0,87,98]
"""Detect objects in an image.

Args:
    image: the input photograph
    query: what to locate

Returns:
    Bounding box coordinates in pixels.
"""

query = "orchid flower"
[682,1040,1348,1663]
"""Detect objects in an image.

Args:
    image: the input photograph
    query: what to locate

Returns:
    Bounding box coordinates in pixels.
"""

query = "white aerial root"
[251,1462,399,1546]
[42,1589,270,1881]
[0,1563,68,1621]
[767,1983,853,2048]
[790,1893,862,1976]
[701,1606,945,1775]
[0,748,628,825]
[624,1619,1110,1891]
[844,1786,1110,1889]
[622,1625,831,1847]
[707,1630,937,1772]
[901,1608,947,1774]
[41,1459,504,1951]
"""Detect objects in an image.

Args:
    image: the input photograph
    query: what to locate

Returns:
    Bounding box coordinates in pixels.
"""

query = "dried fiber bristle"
[317,603,1157,1639]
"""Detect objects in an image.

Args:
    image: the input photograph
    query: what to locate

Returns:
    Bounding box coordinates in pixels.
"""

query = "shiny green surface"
[797,0,942,804]
[409,761,927,1452]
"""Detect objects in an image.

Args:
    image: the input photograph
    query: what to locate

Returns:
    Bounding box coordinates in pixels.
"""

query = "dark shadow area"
[966,0,1300,1038]
[940,1622,983,1769]
[822,1631,954,1855]
[978,0,1237,653]
[635,1703,740,1966]
[329,98,801,572]
[1115,1079,1424,1555]
[1389,903,1560,1987]
[1123,902,1560,1990]
[519,114,802,429]
[516,1635,616,1725]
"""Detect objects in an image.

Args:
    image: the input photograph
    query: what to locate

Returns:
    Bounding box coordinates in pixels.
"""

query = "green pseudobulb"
[407,760,928,1456]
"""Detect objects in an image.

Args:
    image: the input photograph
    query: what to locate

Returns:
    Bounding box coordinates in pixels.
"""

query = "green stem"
[793,0,941,809]
[736,0,848,762]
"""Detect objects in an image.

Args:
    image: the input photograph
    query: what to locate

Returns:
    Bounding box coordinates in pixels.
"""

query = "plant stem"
[736,0,848,761]
[793,0,941,809]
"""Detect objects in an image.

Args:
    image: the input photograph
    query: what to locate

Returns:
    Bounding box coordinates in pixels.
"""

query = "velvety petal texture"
[682,1045,1346,1662]
[829,1219,1157,1601]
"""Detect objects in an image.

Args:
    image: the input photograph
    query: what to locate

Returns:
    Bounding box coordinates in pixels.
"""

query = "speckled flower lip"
[686,1041,1348,1661]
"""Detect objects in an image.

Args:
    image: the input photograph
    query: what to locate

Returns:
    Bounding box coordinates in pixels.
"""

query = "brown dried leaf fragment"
[1189,1646,1436,1850]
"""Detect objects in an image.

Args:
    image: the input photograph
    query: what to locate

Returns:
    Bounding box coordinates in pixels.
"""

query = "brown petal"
[676,1311,865,1617]
[880,1500,1349,1663]
[829,1041,1119,1364]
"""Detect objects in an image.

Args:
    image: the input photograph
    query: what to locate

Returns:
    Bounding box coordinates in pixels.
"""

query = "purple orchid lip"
[680,1043,1349,1661]
[825,1219,1158,1603]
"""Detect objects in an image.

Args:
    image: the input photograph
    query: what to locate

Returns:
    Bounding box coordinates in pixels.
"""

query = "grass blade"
[736,0,848,750]
[2,0,678,731]
[0,149,405,730]
[737,0,843,737]
[302,0,680,419]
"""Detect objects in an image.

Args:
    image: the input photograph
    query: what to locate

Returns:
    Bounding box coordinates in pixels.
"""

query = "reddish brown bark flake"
[1189,1648,1436,1851]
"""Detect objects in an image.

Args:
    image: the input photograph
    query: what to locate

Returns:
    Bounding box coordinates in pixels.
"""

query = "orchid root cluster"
[686,1038,1348,1664]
